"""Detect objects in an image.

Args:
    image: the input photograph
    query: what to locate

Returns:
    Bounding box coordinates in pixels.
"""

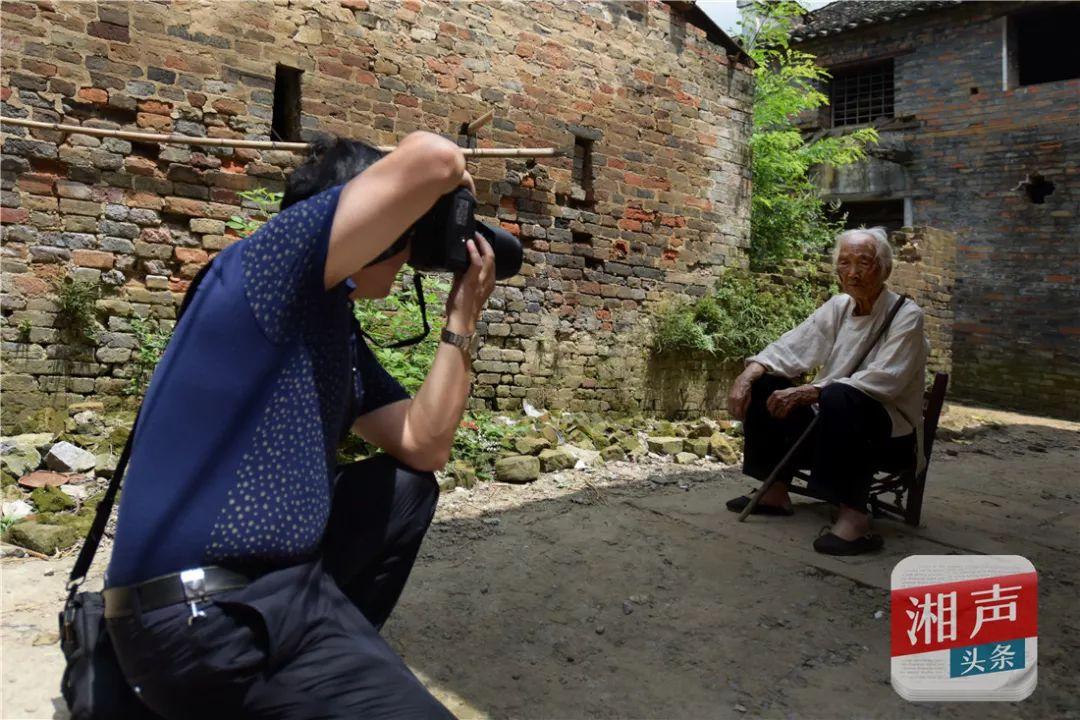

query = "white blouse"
[748,288,929,445]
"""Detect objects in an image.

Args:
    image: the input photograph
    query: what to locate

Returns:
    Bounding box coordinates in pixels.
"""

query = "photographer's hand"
[445,232,495,334]
[356,232,494,472]
[459,169,476,197]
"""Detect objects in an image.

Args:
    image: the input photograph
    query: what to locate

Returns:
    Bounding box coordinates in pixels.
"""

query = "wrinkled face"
[347,239,411,299]
[836,235,885,302]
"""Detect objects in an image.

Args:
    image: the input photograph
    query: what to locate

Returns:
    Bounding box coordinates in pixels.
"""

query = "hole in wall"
[570,135,594,209]
[1017,173,1055,204]
[272,65,303,142]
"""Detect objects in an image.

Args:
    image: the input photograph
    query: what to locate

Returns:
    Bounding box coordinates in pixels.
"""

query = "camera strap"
[67,259,216,591]
[359,272,431,349]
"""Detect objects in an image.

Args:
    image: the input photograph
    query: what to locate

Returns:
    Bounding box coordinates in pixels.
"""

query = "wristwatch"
[441,327,477,353]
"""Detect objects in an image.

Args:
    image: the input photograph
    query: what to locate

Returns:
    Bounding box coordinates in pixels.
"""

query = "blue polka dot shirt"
[107,185,409,587]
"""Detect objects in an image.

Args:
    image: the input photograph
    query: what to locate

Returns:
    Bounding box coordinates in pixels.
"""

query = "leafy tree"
[741,1,878,269]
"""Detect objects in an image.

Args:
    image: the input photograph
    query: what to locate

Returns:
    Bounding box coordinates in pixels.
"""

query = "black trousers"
[742,375,915,510]
[106,455,453,719]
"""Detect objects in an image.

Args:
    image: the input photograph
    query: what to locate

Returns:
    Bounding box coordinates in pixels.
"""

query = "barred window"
[830,60,894,127]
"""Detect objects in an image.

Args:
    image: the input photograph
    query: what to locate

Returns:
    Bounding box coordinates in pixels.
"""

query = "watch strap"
[440,327,474,350]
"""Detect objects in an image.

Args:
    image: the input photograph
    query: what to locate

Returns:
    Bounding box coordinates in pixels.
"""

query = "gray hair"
[833,226,893,278]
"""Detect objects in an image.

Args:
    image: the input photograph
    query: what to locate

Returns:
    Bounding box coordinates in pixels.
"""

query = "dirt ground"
[2,403,1078,720]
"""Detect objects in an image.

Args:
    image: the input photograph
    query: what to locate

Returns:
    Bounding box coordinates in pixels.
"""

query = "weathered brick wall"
[797,2,1080,419]
[0,0,753,431]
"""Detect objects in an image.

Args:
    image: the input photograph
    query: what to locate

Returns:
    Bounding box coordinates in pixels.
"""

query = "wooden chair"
[788,372,950,527]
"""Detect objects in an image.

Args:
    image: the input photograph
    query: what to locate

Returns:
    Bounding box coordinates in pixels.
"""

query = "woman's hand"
[727,375,753,421]
[727,362,766,420]
[445,232,495,335]
[766,384,820,419]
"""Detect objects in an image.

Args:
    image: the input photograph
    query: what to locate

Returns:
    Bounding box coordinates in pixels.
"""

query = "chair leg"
[905,470,927,527]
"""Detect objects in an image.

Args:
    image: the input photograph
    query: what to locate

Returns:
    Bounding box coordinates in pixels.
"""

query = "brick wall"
[796,1,1080,419]
[0,0,753,431]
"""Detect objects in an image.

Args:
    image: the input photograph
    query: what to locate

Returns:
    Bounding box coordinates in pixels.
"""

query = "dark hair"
[280,135,385,210]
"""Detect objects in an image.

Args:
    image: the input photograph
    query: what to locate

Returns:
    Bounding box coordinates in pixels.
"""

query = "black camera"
[359,188,524,349]
[407,187,523,280]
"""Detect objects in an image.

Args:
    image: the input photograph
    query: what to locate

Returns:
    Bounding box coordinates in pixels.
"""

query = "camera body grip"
[407,187,522,280]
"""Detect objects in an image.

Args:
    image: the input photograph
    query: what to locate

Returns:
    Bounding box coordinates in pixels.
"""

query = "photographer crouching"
[100,132,516,718]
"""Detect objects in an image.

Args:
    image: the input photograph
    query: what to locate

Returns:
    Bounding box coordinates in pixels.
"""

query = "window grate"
[830,60,894,127]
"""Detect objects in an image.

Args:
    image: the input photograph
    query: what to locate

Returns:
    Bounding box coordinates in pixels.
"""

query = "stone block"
[646,436,682,455]
[7,522,79,555]
[44,441,96,473]
[189,218,226,235]
[494,455,540,484]
[539,447,576,472]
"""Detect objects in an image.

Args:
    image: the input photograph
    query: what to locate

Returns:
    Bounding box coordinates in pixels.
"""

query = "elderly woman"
[725,227,928,555]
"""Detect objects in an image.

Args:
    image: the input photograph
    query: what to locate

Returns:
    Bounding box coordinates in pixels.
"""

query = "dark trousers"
[106,455,453,720]
[742,375,915,510]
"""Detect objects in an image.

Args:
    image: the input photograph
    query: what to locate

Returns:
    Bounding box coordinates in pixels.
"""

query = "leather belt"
[103,566,252,619]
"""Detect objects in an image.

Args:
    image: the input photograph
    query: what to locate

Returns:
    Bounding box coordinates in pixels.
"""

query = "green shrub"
[338,411,526,482]
[354,273,451,394]
[651,267,835,361]
[127,317,174,396]
[54,276,102,344]
[450,413,526,480]
[652,299,715,354]
[17,319,32,343]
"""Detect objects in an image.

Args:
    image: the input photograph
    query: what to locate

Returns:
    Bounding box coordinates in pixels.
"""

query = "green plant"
[16,319,32,343]
[651,267,835,361]
[652,298,716,354]
[127,317,174,396]
[354,273,452,394]
[0,515,20,534]
[226,187,282,238]
[53,276,102,344]
[450,413,526,480]
[741,1,878,270]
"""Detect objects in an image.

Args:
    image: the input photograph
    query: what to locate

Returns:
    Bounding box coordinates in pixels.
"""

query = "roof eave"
[663,1,757,68]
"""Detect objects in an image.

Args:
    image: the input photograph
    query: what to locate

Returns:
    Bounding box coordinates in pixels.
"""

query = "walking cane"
[736,293,909,522]
[737,413,818,522]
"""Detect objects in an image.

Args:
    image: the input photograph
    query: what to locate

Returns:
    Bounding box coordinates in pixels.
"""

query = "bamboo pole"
[0,116,560,157]
[466,109,495,135]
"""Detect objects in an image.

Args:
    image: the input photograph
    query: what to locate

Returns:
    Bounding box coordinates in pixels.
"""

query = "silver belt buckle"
[180,568,208,625]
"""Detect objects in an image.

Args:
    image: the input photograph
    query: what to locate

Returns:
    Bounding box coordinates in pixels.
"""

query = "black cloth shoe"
[813,530,884,555]
[725,495,794,517]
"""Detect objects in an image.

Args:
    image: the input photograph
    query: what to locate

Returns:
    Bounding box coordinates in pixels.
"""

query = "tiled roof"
[791,1,963,41]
